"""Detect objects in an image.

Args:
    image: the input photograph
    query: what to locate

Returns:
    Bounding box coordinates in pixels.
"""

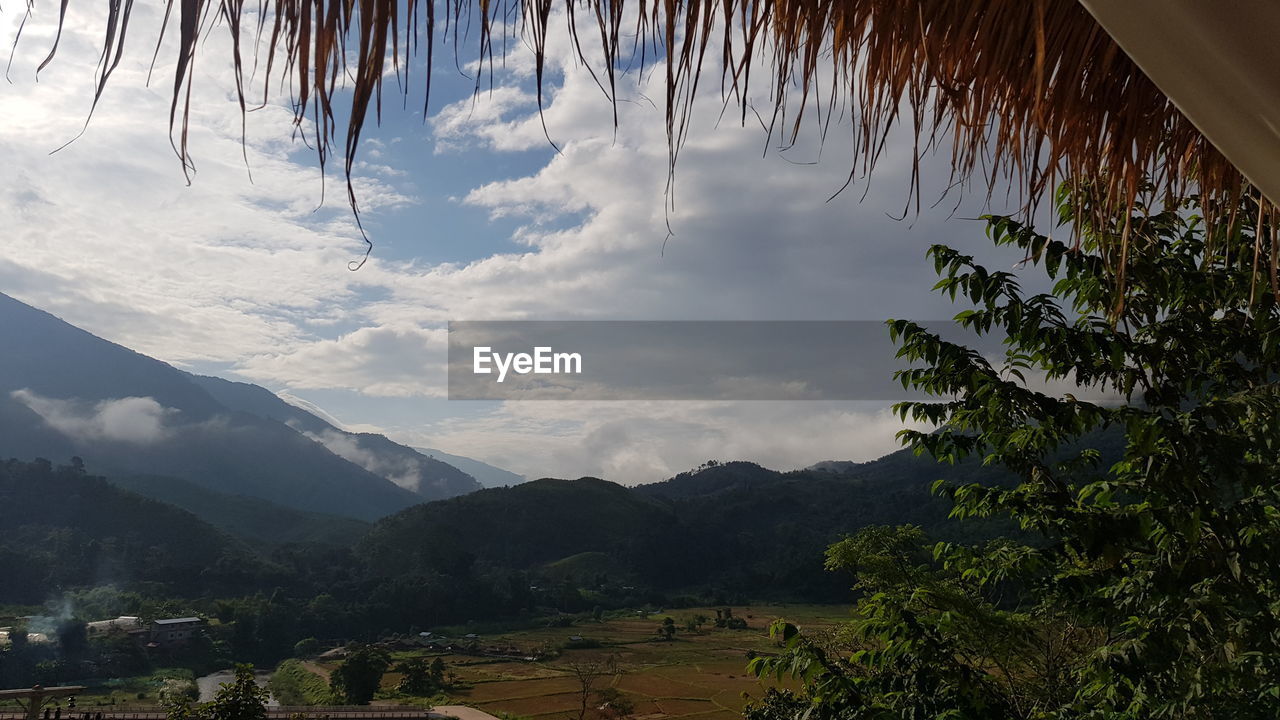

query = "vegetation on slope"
[0,458,280,604]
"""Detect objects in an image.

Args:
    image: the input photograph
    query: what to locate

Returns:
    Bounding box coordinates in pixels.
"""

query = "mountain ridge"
[0,293,479,520]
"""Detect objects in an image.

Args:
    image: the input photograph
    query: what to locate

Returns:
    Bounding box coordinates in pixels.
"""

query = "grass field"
[310,605,845,720]
[0,669,194,710]
[270,659,337,705]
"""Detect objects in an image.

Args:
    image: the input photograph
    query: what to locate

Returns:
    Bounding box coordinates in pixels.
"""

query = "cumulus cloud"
[0,5,1056,476]
[240,325,447,397]
[395,400,933,486]
[12,390,176,445]
[0,2,408,365]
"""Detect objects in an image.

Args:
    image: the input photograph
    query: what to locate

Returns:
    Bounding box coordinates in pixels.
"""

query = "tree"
[206,664,268,720]
[713,608,746,630]
[292,638,320,658]
[158,678,200,707]
[750,196,1280,718]
[55,620,88,660]
[7,627,28,650]
[594,687,635,720]
[393,657,447,696]
[566,655,619,720]
[329,645,391,705]
[656,617,676,641]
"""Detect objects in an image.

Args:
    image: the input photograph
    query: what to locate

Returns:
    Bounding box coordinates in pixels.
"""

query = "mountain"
[188,374,482,500]
[0,293,446,520]
[0,458,279,604]
[358,453,1007,602]
[413,447,525,487]
[360,477,678,575]
[109,473,371,547]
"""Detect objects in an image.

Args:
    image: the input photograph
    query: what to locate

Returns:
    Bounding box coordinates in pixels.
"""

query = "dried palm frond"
[8,0,1275,287]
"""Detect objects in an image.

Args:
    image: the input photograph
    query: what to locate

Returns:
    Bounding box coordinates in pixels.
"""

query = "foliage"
[393,657,447,696]
[713,608,747,630]
[157,677,200,706]
[292,638,321,658]
[594,687,635,720]
[749,197,1280,717]
[0,459,273,604]
[328,645,390,705]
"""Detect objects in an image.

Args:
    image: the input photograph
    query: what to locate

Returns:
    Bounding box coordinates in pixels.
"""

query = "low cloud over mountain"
[0,292,481,520]
[12,390,175,445]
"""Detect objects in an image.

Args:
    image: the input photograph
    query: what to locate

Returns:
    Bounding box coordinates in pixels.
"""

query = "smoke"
[303,427,423,492]
[12,389,176,445]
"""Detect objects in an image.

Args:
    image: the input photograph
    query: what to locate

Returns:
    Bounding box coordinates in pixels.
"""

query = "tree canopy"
[748,192,1280,717]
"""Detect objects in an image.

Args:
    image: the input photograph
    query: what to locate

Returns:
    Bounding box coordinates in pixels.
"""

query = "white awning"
[1081,0,1280,205]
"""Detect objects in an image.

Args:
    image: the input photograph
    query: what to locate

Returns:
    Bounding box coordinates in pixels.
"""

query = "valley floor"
[356,605,843,720]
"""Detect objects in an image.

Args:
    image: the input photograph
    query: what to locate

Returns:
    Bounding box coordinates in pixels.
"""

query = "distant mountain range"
[0,292,1077,610]
[0,292,504,522]
[357,454,1015,602]
[1,445,1016,606]
[413,446,526,487]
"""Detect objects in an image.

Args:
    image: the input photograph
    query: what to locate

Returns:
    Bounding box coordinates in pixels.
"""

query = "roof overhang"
[1080,0,1280,206]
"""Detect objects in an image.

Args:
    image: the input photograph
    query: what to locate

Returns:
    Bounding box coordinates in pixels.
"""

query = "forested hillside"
[359,452,1014,603]
[0,459,279,604]
[109,474,370,547]
[0,445,1015,606]
[0,443,1040,663]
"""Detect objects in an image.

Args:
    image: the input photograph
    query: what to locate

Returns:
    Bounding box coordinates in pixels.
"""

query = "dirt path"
[301,661,333,681]
[430,706,504,720]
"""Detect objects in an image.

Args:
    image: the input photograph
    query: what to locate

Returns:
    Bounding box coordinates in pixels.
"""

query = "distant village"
[2,613,570,663]
[1,617,204,651]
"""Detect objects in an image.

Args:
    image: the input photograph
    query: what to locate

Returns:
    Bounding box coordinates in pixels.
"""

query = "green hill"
[360,477,678,576]
[0,458,280,603]
[109,474,370,546]
[358,456,1005,602]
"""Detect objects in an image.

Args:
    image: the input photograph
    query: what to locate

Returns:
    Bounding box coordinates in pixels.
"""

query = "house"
[86,616,145,638]
[150,617,205,648]
[0,628,51,646]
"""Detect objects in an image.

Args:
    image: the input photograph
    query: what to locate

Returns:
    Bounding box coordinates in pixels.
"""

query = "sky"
[0,3,1053,484]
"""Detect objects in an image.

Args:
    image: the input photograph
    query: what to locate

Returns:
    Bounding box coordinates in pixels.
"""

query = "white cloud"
[397,401,931,486]
[0,5,1047,477]
[240,324,447,397]
[0,3,408,365]
[13,389,176,445]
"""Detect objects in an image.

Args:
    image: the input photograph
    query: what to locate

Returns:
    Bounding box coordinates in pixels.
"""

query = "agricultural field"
[313,605,846,720]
